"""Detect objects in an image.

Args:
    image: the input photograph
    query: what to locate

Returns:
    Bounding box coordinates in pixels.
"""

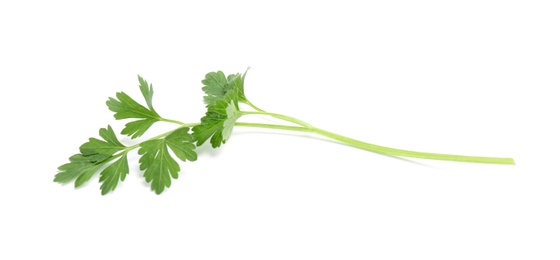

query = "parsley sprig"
[55,70,515,195]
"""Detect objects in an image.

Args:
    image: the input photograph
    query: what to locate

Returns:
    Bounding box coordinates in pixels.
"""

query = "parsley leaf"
[99,154,129,195]
[55,154,104,187]
[138,75,156,111]
[106,75,161,138]
[55,125,128,192]
[201,71,229,106]
[228,69,249,104]
[201,69,248,107]
[165,127,198,161]
[192,90,242,148]
[79,125,125,163]
[138,127,197,194]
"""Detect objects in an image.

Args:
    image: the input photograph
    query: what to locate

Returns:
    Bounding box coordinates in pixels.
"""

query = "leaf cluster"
[55,125,129,195]
[55,72,245,194]
[106,75,161,139]
[193,70,248,147]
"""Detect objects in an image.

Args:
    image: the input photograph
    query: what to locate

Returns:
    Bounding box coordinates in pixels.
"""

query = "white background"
[1,0,559,259]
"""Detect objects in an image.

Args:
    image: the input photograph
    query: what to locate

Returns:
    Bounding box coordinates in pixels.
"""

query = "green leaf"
[54,154,104,187]
[222,99,239,141]
[193,91,241,148]
[138,127,197,194]
[166,128,198,162]
[56,126,126,188]
[228,69,249,103]
[201,71,229,107]
[201,69,249,107]
[120,118,159,139]
[99,153,129,195]
[106,92,158,119]
[138,75,156,111]
[79,125,125,163]
[106,76,162,138]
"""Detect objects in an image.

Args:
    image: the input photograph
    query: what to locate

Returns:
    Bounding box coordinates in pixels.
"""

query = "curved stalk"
[160,118,188,125]
[242,100,265,112]
[234,122,515,165]
[240,111,314,128]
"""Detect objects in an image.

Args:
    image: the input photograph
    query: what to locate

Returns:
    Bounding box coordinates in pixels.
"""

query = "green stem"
[234,122,515,165]
[242,100,265,112]
[160,118,188,125]
[240,111,314,128]
[310,127,515,164]
[235,122,311,132]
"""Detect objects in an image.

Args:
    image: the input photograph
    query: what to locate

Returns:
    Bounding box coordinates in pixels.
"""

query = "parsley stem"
[242,100,265,112]
[240,111,314,128]
[308,126,515,164]
[235,122,309,132]
[160,118,188,125]
[234,122,515,165]
[239,100,266,112]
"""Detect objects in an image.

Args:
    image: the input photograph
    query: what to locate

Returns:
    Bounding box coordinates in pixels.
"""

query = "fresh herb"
[55,70,515,195]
